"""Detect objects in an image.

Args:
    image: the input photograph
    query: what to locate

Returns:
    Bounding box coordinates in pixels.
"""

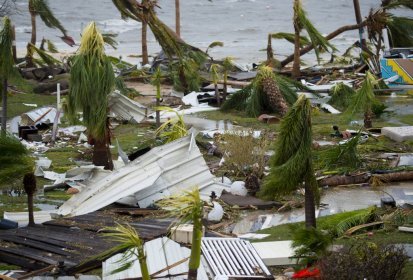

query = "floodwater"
[232,182,413,235]
[9,0,411,65]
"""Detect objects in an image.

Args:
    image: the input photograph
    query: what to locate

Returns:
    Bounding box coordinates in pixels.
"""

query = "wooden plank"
[0,247,68,266]
[345,221,384,235]
[0,235,71,256]
[14,232,77,250]
[0,251,43,271]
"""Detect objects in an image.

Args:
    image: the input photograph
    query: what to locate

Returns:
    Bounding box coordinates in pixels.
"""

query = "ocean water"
[9,0,411,66]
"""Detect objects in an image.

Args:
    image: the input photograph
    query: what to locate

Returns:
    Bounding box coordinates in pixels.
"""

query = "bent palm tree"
[67,22,115,170]
[0,16,15,132]
[28,0,66,45]
[292,0,335,77]
[157,188,203,280]
[104,223,150,280]
[112,0,204,59]
[259,95,318,228]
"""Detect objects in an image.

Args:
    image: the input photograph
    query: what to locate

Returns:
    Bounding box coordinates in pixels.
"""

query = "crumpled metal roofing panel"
[58,131,229,216]
[108,91,148,123]
[201,238,274,279]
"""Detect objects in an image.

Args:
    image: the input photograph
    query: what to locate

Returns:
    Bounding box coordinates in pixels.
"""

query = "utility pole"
[353,0,367,50]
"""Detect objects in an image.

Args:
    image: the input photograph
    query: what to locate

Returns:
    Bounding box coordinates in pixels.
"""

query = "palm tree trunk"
[23,173,36,227]
[1,78,7,132]
[364,108,373,128]
[223,73,228,102]
[93,138,113,170]
[142,21,149,66]
[188,216,202,280]
[30,11,36,45]
[137,247,150,280]
[304,182,316,228]
[214,84,220,107]
[156,89,160,128]
[175,0,180,38]
[267,34,274,62]
[292,6,301,78]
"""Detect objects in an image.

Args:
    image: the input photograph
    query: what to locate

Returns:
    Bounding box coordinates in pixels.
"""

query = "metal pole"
[353,0,367,50]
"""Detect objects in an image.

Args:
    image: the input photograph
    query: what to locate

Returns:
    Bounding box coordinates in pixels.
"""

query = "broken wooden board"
[0,211,171,274]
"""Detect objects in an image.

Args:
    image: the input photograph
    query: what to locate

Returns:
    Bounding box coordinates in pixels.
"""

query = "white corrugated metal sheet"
[201,238,273,279]
[102,237,208,280]
[21,107,58,125]
[108,91,148,123]
[58,131,229,216]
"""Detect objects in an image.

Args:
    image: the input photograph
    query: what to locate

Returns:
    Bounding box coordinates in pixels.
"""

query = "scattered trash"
[207,201,224,222]
[230,181,248,196]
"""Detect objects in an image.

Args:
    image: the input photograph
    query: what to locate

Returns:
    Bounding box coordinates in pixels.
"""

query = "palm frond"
[260,95,317,199]
[221,84,253,112]
[386,15,413,48]
[383,0,413,10]
[102,33,118,50]
[206,41,224,54]
[210,64,221,84]
[155,106,188,143]
[46,39,58,53]
[27,43,60,66]
[335,207,376,236]
[294,0,336,62]
[67,22,115,139]
[0,16,16,79]
[0,133,33,185]
[328,82,356,111]
[315,133,362,171]
[271,32,310,47]
[29,0,66,35]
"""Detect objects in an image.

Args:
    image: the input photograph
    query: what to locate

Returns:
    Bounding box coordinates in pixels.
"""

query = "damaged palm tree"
[157,188,203,280]
[266,32,309,68]
[151,67,162,128]
[346,72,381,128]
[112,0,204,59]
[221,68,306,117]
[155,106,187,143]
[27,0,69,65]
[0,133,36,226]
[104,223,151,280]
[292,0,335,77]
[67,22,115,170]
[260,95,318,228]
[0,17,15,132]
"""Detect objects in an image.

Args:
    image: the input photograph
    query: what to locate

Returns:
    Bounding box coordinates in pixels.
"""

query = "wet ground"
[231,182,413,235]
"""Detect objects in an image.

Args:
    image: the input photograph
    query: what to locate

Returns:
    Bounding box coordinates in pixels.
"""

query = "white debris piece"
[59,125,87,136]
[58,131,230,217]
[382,126,413,142]
[252,241,296,266]
[77,132,88,143]
[102,237,208,280]
[207,201,224,222]
[108,91,148,123]
[4,210,56,227]
[320,103,341,114]
[230,181,248,196]
[182,91,200,106]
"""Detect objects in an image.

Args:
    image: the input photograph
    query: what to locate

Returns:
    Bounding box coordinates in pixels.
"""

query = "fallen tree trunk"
[318,172,370,187]
[318,171,413,187]
[280,22,367,67]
